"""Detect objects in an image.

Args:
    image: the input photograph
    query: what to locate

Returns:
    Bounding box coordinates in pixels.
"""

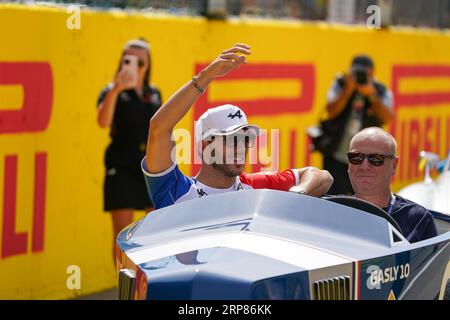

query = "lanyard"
[386,193,396,215]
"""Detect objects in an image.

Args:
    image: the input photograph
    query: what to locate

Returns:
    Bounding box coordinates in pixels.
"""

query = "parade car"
[116,189,450,300]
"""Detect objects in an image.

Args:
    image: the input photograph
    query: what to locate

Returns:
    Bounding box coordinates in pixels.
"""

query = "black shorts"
[104,166,153,211]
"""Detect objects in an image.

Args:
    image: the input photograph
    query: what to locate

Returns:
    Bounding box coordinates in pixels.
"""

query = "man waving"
[143,43,333,209]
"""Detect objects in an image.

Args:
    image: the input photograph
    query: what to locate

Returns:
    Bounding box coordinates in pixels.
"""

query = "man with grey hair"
[347,127,437,243]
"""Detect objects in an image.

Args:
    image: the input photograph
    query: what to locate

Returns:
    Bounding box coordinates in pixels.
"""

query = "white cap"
[194,104,260,145]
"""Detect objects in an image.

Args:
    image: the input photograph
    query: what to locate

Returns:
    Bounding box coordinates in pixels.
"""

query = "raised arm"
[146,43,251,174]
[97,70,135,127]
[97,87,120,128]
[357,83,394,125]
[366,92,394,125]
[326,73,356,120]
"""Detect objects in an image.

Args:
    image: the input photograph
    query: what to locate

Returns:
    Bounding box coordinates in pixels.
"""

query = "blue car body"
[116,190,450,300]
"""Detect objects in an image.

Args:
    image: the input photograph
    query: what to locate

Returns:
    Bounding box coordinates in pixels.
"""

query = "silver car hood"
[117,190,427,270]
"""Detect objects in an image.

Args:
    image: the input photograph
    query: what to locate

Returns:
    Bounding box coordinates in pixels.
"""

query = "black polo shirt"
[97,84,162,170]
[384,194,438,243]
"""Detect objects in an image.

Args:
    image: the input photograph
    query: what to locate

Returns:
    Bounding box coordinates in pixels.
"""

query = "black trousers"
[323,156,354,196]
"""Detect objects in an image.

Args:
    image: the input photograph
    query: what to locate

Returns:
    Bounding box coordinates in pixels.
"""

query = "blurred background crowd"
[5,0,450,29]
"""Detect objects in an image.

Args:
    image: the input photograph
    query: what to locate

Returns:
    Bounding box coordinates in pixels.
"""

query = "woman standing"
[97,38,162,260]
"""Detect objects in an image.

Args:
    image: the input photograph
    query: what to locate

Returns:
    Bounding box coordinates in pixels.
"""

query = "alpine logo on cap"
[227,110,243,119]
[197,189,208,197]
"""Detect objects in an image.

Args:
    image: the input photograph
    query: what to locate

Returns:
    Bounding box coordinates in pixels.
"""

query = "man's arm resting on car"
[294,167,334,197]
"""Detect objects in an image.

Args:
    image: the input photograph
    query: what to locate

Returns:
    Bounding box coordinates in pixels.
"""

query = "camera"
[354,70,368,85]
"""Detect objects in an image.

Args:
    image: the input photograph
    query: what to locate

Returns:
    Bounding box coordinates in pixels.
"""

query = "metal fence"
[3,0,450,29]
[391,0,450,29]
[226,0,328,20]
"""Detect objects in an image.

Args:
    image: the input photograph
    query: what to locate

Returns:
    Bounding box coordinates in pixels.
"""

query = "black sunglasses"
[210,134,257,148]
[347,152,395,167]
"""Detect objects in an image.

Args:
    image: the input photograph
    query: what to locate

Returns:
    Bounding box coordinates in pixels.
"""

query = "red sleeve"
[240,170,298,191]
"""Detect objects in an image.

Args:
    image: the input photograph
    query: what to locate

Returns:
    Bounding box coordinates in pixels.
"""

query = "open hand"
[205,43,251,78]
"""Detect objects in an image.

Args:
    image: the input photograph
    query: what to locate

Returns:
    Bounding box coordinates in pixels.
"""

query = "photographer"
[323,55,394,195]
